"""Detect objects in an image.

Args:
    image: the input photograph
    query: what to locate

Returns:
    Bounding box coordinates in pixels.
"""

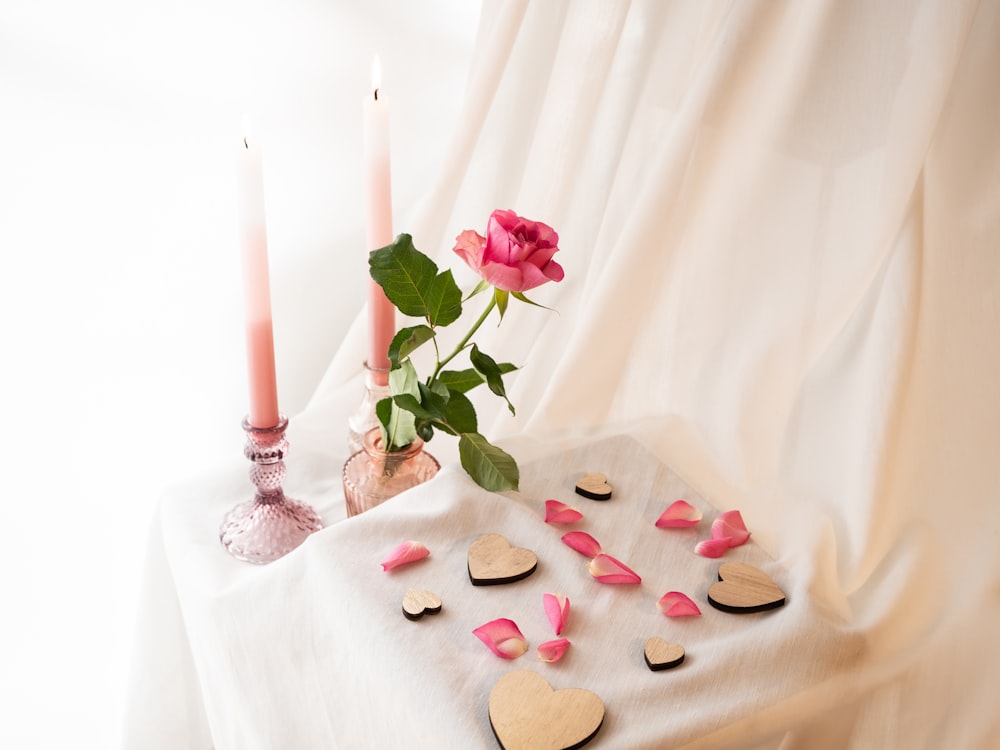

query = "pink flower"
[452,209,564,292]
[472,618,528,659]
[712,510,750,547]
[588,553,642,584]
[694,537,733,558]
[561,531,602,558]
[380,540,430,571]
[537,638,571,663]
[655,500,702,528]
[543,593,570,635]
[657,591,702,617]
[545,499,583,524]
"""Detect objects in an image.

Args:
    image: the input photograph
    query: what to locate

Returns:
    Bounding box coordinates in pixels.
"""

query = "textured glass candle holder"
[347,361,391,454]
[220,416,323,564]
[343,427,440,517]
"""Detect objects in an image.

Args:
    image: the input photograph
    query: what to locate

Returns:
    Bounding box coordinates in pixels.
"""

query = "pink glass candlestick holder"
[347,360,391,454]
[220,416,323,564]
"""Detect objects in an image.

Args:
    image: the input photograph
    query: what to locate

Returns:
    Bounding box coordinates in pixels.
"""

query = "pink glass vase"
[347,361,391,455]
[342,428,440,517]
[219,416,323,563]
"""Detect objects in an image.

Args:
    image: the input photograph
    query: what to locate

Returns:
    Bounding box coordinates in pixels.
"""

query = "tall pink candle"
[237,118,280,428]
[364,55,395,384]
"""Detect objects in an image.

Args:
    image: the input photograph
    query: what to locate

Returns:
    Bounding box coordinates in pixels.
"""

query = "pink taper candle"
[237,117,280,428]
[364,55,395,384]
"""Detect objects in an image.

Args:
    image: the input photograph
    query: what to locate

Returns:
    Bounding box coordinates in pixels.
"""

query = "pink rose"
[452,209,564,292]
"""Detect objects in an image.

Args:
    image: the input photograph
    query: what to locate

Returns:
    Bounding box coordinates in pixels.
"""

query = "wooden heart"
[402,589,442,620]
[574,472,612,500]
[468,534,538,586]
[489,670,604,750]
[707,562,786,613]
[643,637,685,671]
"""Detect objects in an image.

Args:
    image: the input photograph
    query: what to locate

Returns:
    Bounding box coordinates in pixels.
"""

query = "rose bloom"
[453,209,564,292]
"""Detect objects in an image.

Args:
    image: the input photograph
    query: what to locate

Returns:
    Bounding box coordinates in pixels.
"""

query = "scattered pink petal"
[543,593,570,635]
[655,500,703,528]
[561,531,602,558]
[657,591,702,617]
[545,499,584,524]
[537,638,571,663]
[587,553,642,584]
[380,540,430,571]
[712,510,750,547]
[695,537,733,558]
[472,618,528,659]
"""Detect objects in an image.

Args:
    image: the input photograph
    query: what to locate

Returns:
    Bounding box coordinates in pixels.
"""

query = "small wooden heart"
[468,534,538,586]
[489,670,605,750]
[643,637,685,671]
[707,562,786,614]
[575,472,612,500]
[402,589,442,620]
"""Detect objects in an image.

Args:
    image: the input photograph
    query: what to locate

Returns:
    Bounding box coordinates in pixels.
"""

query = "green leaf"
[470,344,516,415]
[369,234,439,319]
[494,288,509,320]
[369,235,463,326]
[387,325,435,368]
[426,269,463,328]
[442,389,477,434]
[464,279,491,302]
[458,433,519,492]
[511,290,556,312]
[438,363,518,394]
[383,361,419,449]
[392,393,439,422]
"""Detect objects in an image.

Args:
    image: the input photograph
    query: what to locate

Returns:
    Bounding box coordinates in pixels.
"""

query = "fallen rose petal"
[657,591,702,617]
[712,510,750,547]
[380,540,430,571]
[537,638,571,663]
[472,618,528,659]
[561,531,602,558]
[588,553,642,584]
[655,500,703,528]
[545,499,584,524]
[543,593,570,635]
[695,537,733,558]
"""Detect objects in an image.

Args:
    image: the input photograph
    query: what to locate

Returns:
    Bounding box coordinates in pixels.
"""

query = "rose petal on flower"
[452,229,486,269]
[657,591,702,617]
[472,618,528,659]
[712,510,750,547]
[543,593,570,635]
[380,540,430,571]
[695,537,733,558]
[537,638,571,663]
[655,500,703,528]
[588,553,642,584]
[561,531,602,558]
[545,500,583,524]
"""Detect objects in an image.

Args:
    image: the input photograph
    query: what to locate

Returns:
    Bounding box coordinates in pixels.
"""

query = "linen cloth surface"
[125,0,1000,748]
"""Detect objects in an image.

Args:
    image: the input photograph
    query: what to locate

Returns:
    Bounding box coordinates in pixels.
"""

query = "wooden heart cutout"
[489,670,604,750]
[707,562,786,613]
[574,472,612,501]
[643,637,685,671]
[402,589,442,620]
[468,534,538,586]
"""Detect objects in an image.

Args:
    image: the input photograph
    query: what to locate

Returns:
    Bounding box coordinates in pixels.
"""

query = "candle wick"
[373,88,379,102]
[243,136,249,149]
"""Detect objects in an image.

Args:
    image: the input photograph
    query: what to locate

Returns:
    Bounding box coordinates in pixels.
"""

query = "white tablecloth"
[125,431,865,750]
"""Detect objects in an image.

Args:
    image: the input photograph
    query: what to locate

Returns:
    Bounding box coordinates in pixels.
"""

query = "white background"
[0,2,479,746]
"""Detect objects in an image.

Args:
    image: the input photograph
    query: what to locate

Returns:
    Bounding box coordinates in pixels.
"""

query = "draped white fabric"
[4,0,998,747]
[312,4,1000,743]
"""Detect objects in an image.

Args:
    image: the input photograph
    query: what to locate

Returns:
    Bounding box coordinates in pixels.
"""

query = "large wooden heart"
[468,534,538,586]
[707,562,786,613]
[488,670,605,750]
